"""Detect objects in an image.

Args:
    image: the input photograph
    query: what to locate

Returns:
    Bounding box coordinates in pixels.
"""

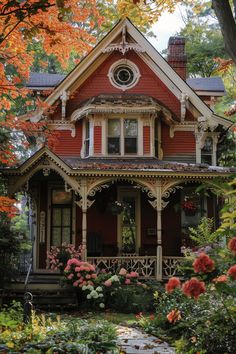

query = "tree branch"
[212,0,236,63]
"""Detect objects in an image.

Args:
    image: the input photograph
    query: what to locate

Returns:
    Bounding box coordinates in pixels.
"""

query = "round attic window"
[108,60,140,90]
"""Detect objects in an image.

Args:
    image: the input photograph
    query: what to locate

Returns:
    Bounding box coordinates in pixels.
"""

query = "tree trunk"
[212,0,236,64]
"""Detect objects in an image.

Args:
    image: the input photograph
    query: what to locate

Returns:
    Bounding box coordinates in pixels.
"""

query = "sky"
[149,5,186,53]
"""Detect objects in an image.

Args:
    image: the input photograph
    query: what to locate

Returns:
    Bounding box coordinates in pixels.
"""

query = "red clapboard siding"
[94,125,102,154]
[162,124,195,155]
[53,121,82,156]
[143,126,150,154]
[66,51,182,119]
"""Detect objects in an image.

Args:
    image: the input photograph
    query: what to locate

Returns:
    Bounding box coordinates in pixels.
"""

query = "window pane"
[125,138,137,154]
[62,228,71,244]
[124,119,137,137]
[201,137,213,165]
[52,228,61,246]
[108,119,120,137]
[108,137,120,154]
[52,209,61,226]
[62,208,71,226]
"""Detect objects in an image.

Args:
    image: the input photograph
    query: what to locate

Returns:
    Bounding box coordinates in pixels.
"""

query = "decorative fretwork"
[88,184,110,197]
[87,256,157,278]
[162,256,185,278]
[103,25,145,55]
[162,185,183,200]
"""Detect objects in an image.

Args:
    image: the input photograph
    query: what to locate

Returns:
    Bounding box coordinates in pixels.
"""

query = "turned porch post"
[156,182,163,281]
[80,179,88,261]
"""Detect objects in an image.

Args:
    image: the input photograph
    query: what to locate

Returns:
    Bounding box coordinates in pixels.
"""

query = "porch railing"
[87,255,185,279]
[162,256,184,278]
[87,256,157,278]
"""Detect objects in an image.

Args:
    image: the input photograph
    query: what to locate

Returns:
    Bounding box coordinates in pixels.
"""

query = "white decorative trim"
[60,90,70,120]
[169,123,195,138]
[180,92,189,122]
[47,121,76,137]
[108,59,140,91]
[103,25,145,55]
[197,116,218,132]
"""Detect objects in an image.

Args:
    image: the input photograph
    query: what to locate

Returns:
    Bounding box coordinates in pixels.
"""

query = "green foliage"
[178,6,227,78]
[189,217,218,247]
[0,305,118,353]
[217,177,236,236]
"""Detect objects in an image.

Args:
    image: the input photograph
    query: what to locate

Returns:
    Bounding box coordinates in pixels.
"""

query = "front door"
[118,188,140,254]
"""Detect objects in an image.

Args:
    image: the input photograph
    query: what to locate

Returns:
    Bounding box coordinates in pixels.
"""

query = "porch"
[4,149,220,281]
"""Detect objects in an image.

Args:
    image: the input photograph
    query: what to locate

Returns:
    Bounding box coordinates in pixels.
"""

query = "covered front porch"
[4,148,221,281]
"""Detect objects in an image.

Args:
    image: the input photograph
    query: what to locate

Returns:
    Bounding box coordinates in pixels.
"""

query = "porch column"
[79,179,88,261]
[156,182,163,281]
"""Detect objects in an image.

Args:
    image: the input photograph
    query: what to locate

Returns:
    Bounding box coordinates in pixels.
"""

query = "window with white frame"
[201,137,213,165]
[107,118,138,155]
[84,120,90,157]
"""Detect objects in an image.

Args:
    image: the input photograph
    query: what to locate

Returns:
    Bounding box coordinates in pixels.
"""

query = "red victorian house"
[4,18,233,281]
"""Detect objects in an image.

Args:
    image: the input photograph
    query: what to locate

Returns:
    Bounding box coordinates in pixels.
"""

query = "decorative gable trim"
[28,18,232,130]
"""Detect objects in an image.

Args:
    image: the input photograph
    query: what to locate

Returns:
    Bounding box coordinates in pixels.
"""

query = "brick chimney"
[167,36,187,80]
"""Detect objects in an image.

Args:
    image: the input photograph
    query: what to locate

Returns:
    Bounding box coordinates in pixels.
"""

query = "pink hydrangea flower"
[119,268,127,276]
[125,279,131,285]
[130,271,138,278]
[104,279,112,287]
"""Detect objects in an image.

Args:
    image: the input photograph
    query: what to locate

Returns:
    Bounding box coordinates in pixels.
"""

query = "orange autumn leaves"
[0,196,18,218]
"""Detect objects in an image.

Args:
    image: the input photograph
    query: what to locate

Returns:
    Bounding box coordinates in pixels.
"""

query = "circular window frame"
[108,59,140,91]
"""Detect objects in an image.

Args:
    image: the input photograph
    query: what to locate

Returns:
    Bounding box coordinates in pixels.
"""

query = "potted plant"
[181,199,198,216]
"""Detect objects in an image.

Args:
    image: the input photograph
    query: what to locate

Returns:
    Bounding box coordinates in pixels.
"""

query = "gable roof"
[186,77,225,95]
[29,18,232,128]
[27,72,65,89]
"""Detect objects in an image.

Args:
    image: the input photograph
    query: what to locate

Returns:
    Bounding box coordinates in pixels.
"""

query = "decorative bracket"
[60,90,70,120]
[179,92,188,122]
[103,25,145,55]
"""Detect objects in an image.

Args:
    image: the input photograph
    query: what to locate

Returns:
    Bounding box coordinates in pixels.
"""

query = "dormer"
[71,94,175,159]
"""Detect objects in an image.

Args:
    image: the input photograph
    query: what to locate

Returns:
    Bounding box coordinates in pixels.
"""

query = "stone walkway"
[117,326,175,354]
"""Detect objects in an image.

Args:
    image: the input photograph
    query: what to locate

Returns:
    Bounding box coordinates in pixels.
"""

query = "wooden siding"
[162,124,196,158]
[53,121,82,156]
[94,125,102,154]
[66,51,182,118]
[143,126,151,154]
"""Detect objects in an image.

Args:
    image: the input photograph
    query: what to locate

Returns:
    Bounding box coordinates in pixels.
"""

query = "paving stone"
[116,326,175,354]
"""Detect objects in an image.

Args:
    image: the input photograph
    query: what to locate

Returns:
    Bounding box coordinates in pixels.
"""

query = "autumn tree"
[129,0,236,64]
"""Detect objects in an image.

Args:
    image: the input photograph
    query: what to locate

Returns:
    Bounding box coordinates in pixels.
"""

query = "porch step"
[0,288,78,311]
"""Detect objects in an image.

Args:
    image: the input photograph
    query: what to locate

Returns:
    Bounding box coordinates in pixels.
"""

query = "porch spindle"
[156,183,163,281]
[156,208,162,281]
[82,208,87,261]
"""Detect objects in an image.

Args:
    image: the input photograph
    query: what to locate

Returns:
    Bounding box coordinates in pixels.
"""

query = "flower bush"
[47,243,81,273]
[136,236,236,354]
[64,258,97,287]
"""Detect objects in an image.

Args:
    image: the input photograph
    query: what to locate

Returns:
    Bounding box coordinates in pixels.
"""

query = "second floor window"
[107,118,138,155]
[201,137,213,165]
